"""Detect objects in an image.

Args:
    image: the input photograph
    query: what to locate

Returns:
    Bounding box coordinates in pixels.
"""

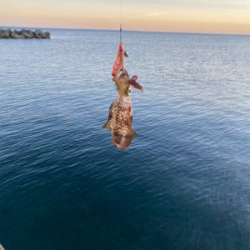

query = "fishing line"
[119,0,122,43]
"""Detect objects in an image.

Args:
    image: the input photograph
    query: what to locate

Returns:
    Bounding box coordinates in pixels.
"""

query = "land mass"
[0,29,50,39]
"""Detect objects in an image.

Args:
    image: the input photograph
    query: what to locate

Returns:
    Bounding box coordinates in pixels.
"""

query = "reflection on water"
[103,95,136,149]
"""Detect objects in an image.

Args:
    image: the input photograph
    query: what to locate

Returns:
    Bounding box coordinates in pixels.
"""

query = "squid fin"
[128,80,143,90]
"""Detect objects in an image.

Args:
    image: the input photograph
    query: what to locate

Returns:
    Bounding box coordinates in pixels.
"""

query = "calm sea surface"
[0,29,250,250]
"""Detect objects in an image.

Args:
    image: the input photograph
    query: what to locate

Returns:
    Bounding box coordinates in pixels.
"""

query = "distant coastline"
[0,29,50,39]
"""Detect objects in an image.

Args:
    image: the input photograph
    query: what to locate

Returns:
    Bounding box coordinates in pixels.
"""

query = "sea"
[0,29,250,250]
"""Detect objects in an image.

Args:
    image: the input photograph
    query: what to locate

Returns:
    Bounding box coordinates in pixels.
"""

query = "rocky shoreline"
[0,29,50,39]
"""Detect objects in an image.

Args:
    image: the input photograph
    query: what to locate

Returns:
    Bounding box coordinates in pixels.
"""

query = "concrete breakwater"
[0,29,50,39]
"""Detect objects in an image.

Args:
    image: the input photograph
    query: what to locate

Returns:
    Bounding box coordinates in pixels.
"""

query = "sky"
[0,0,250,34]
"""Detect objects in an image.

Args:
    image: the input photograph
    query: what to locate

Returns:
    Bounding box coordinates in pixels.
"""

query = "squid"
[103,43,143,149]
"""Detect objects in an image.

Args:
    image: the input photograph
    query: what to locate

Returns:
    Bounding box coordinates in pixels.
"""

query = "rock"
[0,28,51,39]
[10,30,24,39]
[35,29,43,38]
[14,29,22,35]
[44,32,51,39]
[0,29,11,38]
[23,32,34,39]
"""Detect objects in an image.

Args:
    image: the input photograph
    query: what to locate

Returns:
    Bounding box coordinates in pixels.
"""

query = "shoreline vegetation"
[0,29,50,39]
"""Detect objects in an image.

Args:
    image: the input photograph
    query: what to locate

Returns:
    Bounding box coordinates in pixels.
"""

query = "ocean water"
[0,29,250,250]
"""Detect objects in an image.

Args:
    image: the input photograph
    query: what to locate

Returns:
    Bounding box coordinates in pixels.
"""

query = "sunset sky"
[1,0,250,34]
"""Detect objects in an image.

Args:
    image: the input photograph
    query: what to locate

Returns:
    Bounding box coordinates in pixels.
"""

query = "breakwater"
[0,29,50,39]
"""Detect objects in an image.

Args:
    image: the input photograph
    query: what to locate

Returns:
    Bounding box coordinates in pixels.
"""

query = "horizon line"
[1,25,250,37]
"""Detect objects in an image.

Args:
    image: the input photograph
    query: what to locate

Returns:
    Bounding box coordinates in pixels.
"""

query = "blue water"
[0,29,250,250]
